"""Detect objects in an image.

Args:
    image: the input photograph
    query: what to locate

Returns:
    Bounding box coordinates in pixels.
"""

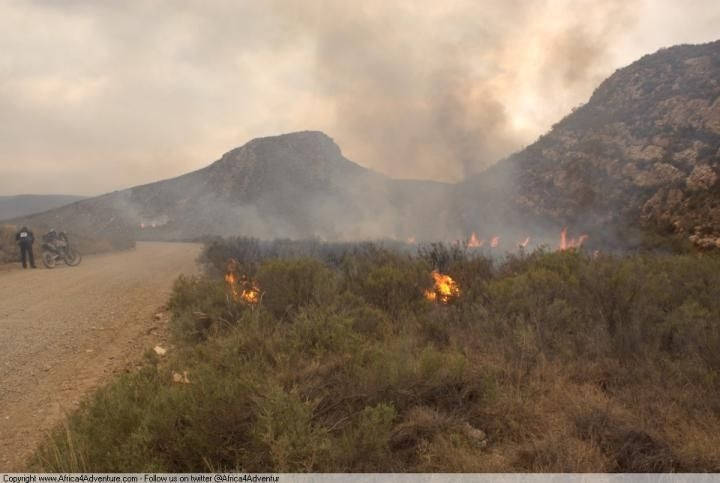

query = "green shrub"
[254,385,330,471]
[284,306,359,358]
[256,258,336,319]
[168,275,232,342]
[333,403,397,471]
[343,256,430,316]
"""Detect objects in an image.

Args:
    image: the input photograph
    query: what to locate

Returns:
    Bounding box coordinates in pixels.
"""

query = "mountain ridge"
[5,131,453,243]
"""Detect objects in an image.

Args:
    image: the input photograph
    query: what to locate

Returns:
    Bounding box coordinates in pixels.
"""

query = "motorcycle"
[41,231,82,268]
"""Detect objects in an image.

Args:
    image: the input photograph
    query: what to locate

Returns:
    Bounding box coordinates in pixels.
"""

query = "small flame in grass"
[225,258,261,305]
[468,232,485,248]
[407,236,417,244]
[559,227,588,251]
[424,270,460,304]
[519,237,530,248]
[490,236,500,248]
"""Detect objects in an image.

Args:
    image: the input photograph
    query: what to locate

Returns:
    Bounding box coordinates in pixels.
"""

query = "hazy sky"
[1,0,719,195]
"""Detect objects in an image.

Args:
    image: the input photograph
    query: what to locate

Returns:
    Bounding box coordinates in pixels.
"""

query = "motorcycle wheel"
[65,248,82,267]
[42,251,56,269]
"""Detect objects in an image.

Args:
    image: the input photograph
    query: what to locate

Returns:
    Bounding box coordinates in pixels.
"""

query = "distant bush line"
[0,224,135,265]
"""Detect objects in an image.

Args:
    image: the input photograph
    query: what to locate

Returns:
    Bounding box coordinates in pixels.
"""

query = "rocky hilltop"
[472,40,720,248]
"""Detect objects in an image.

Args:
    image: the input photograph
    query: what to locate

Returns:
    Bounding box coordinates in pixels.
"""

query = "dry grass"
[0,224,19,264]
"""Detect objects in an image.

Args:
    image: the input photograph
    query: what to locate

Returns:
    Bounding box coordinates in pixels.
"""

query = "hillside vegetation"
[35,239,720,472]
[483,40,720,248]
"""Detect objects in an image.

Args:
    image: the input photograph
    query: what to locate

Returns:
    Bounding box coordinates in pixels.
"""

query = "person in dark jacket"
[15,226,36,269]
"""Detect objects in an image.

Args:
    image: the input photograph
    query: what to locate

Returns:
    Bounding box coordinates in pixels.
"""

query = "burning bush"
[559,226,588,251]
[424,270,460,304]
[224,258,262,305]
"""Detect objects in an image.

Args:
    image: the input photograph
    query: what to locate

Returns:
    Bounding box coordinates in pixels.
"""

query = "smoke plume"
[1,0,719,194]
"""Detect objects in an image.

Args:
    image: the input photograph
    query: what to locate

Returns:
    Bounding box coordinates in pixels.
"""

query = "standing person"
[15,226,36,269]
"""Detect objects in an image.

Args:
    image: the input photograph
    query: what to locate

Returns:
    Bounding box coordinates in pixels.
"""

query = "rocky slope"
[463,40,720,248]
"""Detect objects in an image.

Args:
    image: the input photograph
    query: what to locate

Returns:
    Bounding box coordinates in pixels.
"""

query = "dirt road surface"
[0,242,201,470]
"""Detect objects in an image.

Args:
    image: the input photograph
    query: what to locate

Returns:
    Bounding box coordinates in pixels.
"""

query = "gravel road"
[0,242,201,470]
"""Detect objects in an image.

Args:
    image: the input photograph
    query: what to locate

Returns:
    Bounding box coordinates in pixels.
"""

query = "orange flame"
[468,232,484,248]
[559,227,588,251]
[490,236,500,248]
[225,258,261,304]
[424,270,460,304]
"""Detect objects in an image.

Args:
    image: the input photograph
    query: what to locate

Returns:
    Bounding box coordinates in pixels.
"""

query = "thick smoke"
[8,0,720,195]
[267,0,642,180]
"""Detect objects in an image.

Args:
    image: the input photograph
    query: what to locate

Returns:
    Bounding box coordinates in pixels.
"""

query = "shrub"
[353,263,428,316]
[254,385,330,471]
[256,258,336,319]
[168,275,230,342]
[0,224,19,264]
[333,403,397,471]
[284,306,359,358]
[341,252,430,316]
[34,238,720,472]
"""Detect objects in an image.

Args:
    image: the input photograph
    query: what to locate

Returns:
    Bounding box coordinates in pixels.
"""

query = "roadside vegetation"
[35,238,720,471]
[0,224,134,265]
